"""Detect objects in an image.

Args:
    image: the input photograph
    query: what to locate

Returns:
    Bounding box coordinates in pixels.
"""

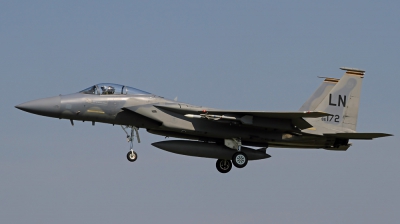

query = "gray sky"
[1,1,399,223]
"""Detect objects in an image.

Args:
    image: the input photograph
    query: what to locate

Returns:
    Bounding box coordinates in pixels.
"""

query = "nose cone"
[16,96,61,118]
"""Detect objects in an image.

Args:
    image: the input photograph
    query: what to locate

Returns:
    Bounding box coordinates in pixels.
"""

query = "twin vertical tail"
[299,77,339,112]
[304,67,365,134]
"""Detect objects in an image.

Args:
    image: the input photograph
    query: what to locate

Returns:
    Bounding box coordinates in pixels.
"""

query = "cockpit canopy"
[79,83,151,95]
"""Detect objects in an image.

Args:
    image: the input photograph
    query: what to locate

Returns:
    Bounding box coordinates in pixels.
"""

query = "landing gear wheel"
[121,126,140,162]
[216,159,232,173]
[127,150,137,162]
[232,152,248,168]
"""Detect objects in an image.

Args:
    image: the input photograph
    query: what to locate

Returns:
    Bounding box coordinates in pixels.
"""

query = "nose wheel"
[127,150,137,162]
[121,125,140,162]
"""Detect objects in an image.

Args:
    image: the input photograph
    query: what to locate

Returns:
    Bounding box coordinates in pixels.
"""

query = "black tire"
[232,152,248,168]
[216,159,232,173]
[127,151,137,162]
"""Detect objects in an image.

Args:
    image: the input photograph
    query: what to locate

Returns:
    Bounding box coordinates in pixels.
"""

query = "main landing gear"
[232,152,248,168]
[216,159,232,173]
[121,125,140,162]
[215,153,248,174]
[216,138,249,173]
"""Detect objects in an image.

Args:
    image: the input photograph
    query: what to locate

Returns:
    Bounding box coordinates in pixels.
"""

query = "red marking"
[203,110,206,113]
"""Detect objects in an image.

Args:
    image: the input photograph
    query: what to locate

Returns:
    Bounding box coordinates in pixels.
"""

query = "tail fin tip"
[324,77,340,83]
[340,67,365,74]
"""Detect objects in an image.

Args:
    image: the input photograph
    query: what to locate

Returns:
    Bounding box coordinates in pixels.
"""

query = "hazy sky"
[1,1,399,223]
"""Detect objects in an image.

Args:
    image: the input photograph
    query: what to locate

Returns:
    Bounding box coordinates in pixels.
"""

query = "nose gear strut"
[121,125,140,162]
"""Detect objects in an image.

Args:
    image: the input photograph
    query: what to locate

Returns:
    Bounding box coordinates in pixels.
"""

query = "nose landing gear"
[121,125,140,162]
[127,150,137,162]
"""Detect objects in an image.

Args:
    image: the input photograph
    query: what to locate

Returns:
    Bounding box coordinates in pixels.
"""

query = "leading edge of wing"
[154,105,330,119]
[324,133,393,140]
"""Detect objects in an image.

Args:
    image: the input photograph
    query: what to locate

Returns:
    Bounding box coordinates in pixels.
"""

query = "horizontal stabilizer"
[324,133,392,140]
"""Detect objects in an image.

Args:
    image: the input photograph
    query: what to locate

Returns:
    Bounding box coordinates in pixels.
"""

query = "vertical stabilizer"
[304,67,365,134]
[299,77,339,111]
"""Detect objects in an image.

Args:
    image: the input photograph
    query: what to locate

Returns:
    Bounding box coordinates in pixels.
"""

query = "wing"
[154,105,329,118]
[153,105,330,130]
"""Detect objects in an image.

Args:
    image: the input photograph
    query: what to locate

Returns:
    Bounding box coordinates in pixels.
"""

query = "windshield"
[79,83,151,95]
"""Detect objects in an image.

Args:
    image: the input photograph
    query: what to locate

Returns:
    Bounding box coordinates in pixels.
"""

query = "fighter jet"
[15,67,392,173]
